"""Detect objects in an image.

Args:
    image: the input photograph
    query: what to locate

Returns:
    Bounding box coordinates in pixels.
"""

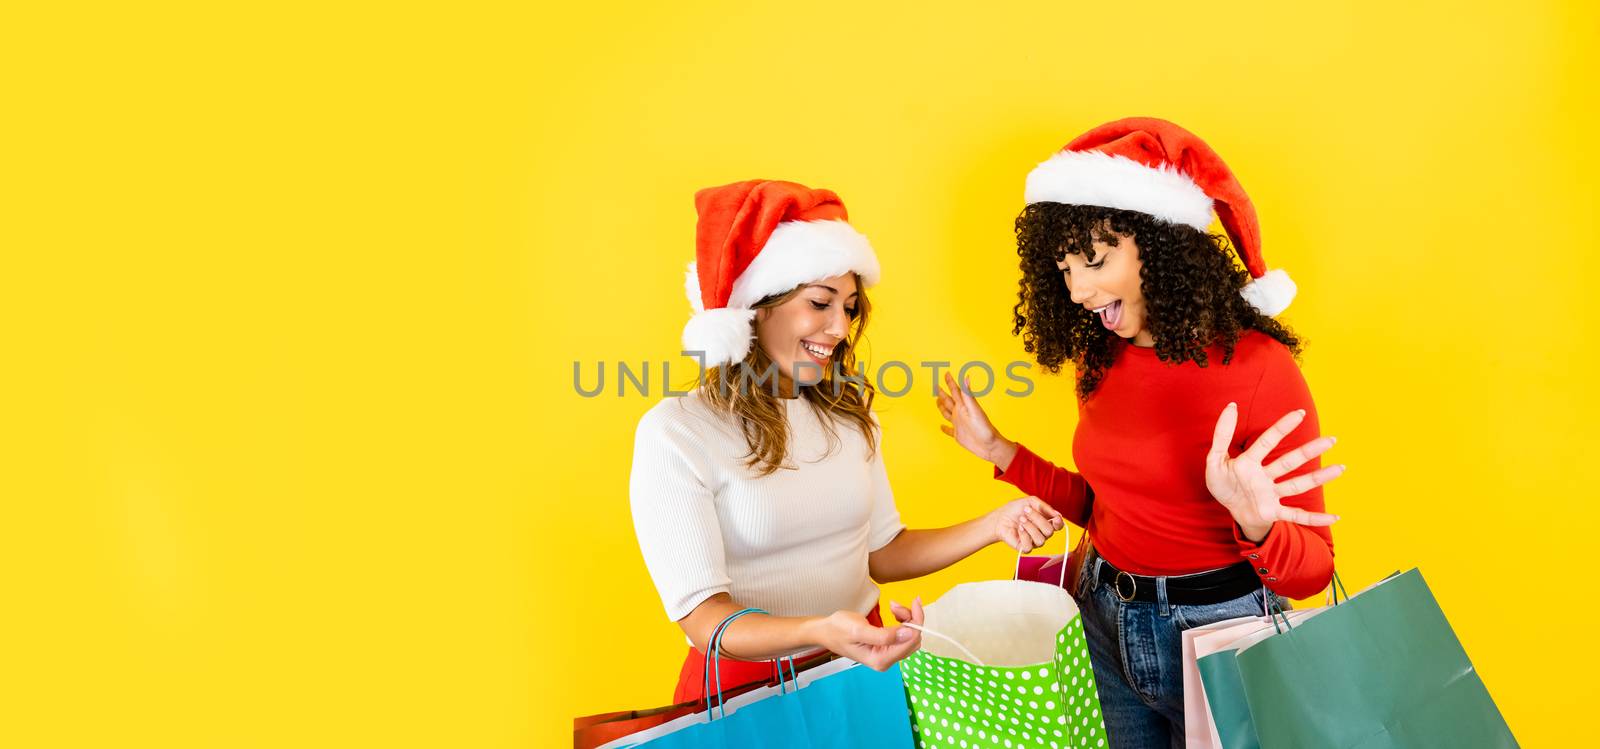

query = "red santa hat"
[1023,117,1296,316]
[683,180,881,367]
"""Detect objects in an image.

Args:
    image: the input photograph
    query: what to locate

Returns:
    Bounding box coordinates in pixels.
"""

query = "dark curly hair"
[1012,203,1302,399]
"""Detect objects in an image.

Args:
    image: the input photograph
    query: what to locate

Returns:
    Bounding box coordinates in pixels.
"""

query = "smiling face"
[753,273,860,388]
[1058,228,1155,347]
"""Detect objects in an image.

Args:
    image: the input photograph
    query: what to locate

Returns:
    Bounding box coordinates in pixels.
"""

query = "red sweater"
[995,331,1335,599]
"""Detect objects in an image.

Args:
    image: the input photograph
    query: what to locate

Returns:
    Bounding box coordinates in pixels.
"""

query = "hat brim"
[1024,150,1213,231]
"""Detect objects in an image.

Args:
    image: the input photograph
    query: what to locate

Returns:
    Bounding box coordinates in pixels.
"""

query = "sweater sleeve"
[992,443,1093,528]
[1232,351,1336,599]
[629,404,732,622]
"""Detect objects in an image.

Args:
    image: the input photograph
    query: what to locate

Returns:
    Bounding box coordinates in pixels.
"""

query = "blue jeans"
[1075,550,1290,749]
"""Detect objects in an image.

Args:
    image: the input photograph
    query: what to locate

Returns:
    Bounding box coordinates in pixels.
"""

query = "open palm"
[936,372,1006,462]
[1205,403,1345,534]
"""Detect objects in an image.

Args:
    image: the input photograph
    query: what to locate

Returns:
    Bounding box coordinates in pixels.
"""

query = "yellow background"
[4,1,1595,746]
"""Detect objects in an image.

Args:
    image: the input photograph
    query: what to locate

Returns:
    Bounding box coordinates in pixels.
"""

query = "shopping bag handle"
[701,608,801,720]
[899,622,985,666]
[909,529,1081,666]
[703,608,762,717]
[1012,528,1074,590]
[1266,594,1293,634]
[1265,570,1349,634]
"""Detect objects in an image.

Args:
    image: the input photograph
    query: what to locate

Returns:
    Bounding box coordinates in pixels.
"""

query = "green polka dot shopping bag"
[900,546,1108,749]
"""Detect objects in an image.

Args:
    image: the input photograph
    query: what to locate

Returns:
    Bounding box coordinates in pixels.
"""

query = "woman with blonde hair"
[630,179,1062,703]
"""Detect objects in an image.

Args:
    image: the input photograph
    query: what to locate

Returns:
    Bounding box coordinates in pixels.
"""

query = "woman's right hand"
[806,599,925,672]
[936,372,1017,469]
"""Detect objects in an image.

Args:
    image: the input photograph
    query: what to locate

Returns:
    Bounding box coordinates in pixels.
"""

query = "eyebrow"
[805,284,859,298]
[1057,247,1107,267]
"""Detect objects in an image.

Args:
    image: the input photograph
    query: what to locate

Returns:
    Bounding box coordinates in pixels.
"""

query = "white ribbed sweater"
[629,391,904,622]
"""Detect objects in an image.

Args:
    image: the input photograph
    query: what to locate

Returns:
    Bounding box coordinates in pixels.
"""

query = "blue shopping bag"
[603,608,914,748]
[608,658,913,748]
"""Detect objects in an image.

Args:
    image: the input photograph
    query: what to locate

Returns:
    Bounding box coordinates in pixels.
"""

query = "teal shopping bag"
[607,658,913,748]
[1192,609,1331,749]
[601,607,914,748]
[1196,648,1255,749]
[1232,569,1517,748]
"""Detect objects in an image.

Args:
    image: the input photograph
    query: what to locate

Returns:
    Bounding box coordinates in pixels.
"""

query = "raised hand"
[1205,403,1344,540]
[936,372,1015,467]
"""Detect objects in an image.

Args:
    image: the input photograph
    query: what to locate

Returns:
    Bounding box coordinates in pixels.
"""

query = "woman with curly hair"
[937,118,1347,747]
[632,179,1066,704]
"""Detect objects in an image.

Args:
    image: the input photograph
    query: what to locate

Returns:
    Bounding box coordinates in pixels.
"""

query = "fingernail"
[1297,409,1307,416]
[1328,436,1337,445]
[896,628,914,641]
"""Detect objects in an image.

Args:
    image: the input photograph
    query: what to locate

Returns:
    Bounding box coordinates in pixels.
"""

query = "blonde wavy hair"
[698,276,877,476]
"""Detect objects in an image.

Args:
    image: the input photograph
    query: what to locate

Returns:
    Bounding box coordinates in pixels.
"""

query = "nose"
[1065,272,1094,305]
[824,304,850,339]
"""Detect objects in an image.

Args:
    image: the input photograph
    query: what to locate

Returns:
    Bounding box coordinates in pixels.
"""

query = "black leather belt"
[1093,555,1260,606]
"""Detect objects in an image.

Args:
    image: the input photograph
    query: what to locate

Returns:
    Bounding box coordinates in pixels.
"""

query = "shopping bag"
[573,651,834,748]
[1182,615,1258,749]
[575,704,694,749]
[600,606,913,748]
[1233,569,1518,748]
[578,608,781,748]
[600,657,913,748]
[1192,578,1405,748]
[900,544,1108,748]
[1192,609,1325,749]
[1016,528,1092,598]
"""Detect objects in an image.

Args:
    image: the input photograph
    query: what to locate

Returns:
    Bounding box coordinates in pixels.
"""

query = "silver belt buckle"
[1114,570,1138,602]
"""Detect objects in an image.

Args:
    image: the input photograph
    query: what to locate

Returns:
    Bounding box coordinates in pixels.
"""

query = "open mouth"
[800,340,835,364]
[1089,300,1123,331]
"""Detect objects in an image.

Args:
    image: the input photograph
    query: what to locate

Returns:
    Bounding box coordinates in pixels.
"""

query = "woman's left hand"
[989,496,1065,552]
[1206,403,1344,540]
